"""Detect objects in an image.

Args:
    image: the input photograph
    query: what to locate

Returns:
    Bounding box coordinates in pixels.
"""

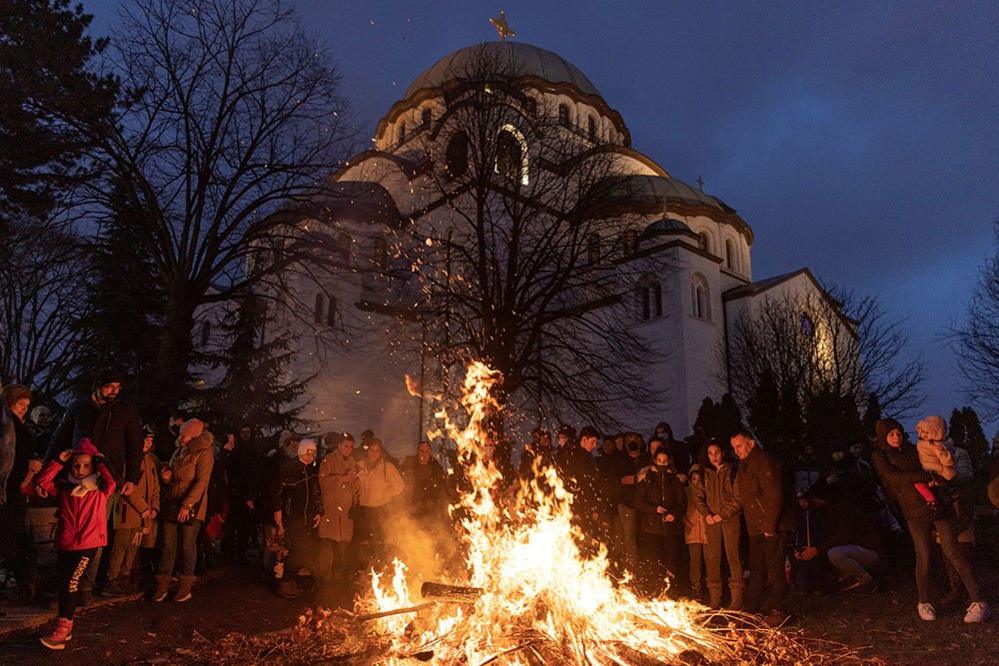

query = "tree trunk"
[141,297,196,425]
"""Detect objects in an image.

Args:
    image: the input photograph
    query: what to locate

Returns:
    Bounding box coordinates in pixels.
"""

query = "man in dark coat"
[562,426,615,545]
[223,424,264,564]
[732,430,786,625]
[45,369,144,601]
[401,440,449,523]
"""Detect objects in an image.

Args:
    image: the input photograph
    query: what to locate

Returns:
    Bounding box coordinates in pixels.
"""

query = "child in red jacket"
[35,438,116,650]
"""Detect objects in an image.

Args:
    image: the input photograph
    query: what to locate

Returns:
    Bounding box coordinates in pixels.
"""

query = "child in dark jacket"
[35,438,116,650]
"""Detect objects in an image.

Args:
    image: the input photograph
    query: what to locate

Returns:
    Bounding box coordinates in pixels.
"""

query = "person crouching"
[35,439,116,650]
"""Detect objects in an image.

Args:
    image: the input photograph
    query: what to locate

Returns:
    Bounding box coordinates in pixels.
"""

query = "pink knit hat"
[73,438,100,456]
[179,418,205,439]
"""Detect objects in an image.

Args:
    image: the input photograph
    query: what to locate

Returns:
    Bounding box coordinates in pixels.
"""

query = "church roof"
[640,217,693,239]
[595,175,727,211]
[404,42,601,100]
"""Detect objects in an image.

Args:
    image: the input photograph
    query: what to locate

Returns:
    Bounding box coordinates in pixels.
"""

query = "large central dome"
[404,41,601,100]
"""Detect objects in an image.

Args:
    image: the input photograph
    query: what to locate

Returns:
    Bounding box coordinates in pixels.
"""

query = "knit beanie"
[179,418,205,440]
[916,415,947,442]
[298,439,317,456]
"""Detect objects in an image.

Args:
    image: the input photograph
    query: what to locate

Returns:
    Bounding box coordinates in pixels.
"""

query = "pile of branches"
[177,605,880,665]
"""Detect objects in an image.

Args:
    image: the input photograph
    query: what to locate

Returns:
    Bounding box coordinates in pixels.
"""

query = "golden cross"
[489,10,515,41]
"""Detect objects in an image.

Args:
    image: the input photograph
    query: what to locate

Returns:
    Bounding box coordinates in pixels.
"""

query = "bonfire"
[190,362,871,665]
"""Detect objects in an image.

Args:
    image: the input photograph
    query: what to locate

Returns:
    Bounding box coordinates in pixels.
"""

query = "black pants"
[747,533,786,613]
[285,519,317,575]
[906,515,981,603]
[638,527,684,594]
[57,549,97,620]
[223,500,257,563]
[0,501,36,593]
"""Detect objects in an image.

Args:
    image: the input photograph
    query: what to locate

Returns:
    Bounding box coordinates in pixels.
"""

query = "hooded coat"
[163,432,215,522]
[36,451,117,551]
[318,451,357,541]
[635,465,687,535]
[871,418,933,522]
[114,450,161,530]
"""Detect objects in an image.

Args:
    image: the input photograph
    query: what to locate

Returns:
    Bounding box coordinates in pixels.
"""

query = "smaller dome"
[640,217,693,240]
[404,42,602,100]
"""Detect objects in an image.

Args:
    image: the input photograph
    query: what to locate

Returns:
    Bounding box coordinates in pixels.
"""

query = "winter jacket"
[0,407,35,506]
[163,432,215,522]
[114,451,160,530]
[916,439,959,481]
[871,419,933,522]
[36,457,116,551]
[684,482,708,545]
[562,445,615,520]
[47,396,144,485]
[610,452,650,509]
[734,445,783,536]
[695,462,741,522]
[227,438,265,505]
[318,452,358,542]
[401,456,449,520]
[635,466,687,535]
[357,458,404,508]
[272,458,323,526]
[820,494,884,558]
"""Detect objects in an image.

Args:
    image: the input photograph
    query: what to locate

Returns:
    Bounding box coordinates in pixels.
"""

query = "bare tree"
[0,219,87,399]
[84,0,353,420]
[956,221,999,417]
[727,287,924,418]
[380,46,663,430]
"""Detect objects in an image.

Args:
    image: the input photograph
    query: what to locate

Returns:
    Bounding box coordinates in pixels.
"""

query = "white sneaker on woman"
[917,603,936,621]
[964,601,990,623]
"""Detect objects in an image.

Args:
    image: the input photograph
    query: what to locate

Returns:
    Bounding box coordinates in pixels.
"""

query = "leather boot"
[728,581,745,611]
[174,575,196,603]
[153,575,172,602]
[277,579,299,599]
[707,583,723,609]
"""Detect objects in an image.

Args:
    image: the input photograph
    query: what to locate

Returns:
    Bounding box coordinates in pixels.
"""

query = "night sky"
[87,1,999,429]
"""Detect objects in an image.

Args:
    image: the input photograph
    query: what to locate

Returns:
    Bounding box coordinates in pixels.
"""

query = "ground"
[0,557,996,664]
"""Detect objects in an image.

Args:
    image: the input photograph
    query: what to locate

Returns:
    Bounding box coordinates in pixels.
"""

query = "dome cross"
[489,10,516,41]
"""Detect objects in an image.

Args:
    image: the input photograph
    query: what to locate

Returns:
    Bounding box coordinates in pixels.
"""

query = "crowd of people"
[1,371,998,651]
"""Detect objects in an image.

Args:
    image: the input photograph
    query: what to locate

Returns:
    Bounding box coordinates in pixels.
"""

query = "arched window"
[371,236,387,270]
[398,121,406,144]
[587,233,601,265]
[725,239,736,270]
[638,274,662,320]
[200,320,212,347]
[622,228,638,256]
[421,108,431,129]
[326,294,338,326]
[691,273,711,320]
[314,293,325,324]
[800,313,815,336]
[558,104,571,127]
[495,124,529,185]
[698,232,710,253]
[587,115,597,142]
[445,131,469,178]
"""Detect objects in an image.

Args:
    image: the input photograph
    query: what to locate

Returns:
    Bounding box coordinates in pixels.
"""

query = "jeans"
[705,517,743,593]
[826,545,879,581]
[57,549,97,619]
[747,533,786,613]
[81,492,118,592]
[157,519,202,577]
[907,515,981,603]
[688,542,705,591]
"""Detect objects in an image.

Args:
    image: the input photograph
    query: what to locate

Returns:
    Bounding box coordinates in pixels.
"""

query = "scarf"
[68,473,100,497]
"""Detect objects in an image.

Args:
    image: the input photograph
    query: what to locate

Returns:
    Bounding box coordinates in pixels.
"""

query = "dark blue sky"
[88,1,999,428]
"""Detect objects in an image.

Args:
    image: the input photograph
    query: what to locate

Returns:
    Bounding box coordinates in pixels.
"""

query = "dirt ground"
[0,555,996,665]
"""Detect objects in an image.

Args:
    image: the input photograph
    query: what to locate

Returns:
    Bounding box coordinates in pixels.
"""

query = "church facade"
[267,41,835,452]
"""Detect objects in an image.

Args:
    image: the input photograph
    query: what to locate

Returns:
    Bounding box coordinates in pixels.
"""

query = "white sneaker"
[917,602,936,621]
[964,601,990,623]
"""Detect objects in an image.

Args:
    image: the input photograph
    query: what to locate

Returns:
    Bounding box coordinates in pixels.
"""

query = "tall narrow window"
[421,108,431,129]
[622,228,638,256]
[588,115,597,141]
[558,104,570,127]
[371,236,387,270]
[698,232,710,253]
[725,239,736,270]
[326,294,338,326]
[691,273,711,320]
[638,274,662,320]
[398,121,406,144]
[314,293,325,324]
[445,131,469,178]
[495,124,529,185]
[587,233,600,265]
